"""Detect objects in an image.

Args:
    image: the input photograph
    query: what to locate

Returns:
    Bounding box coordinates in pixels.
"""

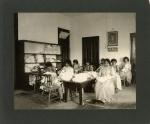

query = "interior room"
[14,12,136,109]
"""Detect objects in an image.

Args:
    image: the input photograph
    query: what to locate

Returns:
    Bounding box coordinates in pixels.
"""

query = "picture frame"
[107,46,118,52]
[107,31,118,46]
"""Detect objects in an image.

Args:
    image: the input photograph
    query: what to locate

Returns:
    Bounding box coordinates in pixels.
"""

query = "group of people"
[29,56,132,104]
[94,57,132,103]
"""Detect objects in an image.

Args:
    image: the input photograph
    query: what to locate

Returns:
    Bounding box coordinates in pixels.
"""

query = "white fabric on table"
[72,72,91,82]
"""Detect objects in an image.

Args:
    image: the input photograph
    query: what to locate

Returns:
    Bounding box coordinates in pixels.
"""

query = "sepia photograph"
[14,12,136,109]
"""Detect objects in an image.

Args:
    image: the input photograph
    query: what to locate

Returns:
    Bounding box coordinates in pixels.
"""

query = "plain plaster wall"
[18,13,136,65]
[70,13,136,65]
[18,13,71,43]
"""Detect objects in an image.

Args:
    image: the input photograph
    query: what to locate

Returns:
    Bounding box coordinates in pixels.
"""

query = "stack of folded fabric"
[88,71,98,78]
[72,72,92,83]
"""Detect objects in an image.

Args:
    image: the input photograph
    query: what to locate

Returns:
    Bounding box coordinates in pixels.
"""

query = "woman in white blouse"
[59,60,74,81]
[95,59,116,103]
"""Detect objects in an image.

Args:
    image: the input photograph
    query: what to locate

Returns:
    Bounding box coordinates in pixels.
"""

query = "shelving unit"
[15,40,62,89]
[24,40,62,72]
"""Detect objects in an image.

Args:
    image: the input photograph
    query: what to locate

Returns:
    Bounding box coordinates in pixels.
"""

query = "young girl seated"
[84,62,94,71]
[120,57,132,86]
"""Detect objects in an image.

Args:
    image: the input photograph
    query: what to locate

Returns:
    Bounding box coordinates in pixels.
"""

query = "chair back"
[43,74,52,87]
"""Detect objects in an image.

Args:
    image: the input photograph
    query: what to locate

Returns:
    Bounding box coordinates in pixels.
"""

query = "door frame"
[130,33,136,64]
[82,36,99,68]
[58,27,70,66]
[130,33,136,84]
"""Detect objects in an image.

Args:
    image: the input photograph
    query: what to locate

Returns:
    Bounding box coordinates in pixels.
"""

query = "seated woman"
[40,62,64,99]
[95,59,116,103]
[119,57,132,86]
[111,59,122,92]
[44,62,56,73]
[96,58,105,72]
[111,59,119,73]
[73,59,81,74]
[84,62,93,71]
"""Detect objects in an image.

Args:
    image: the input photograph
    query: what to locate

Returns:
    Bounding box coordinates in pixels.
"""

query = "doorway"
[58,28,70,67]
[130,33,136,84]
[82,36,99,69]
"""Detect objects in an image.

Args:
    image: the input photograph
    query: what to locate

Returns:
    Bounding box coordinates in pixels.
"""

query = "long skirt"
[114,74,122,90]
[120,71,132,84]
[95,77,115,103]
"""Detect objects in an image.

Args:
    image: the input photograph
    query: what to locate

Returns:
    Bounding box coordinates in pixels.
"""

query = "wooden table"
[63,78,95,105]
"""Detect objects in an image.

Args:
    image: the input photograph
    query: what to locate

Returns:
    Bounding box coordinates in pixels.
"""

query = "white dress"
[95,66,116,103]
[112,66,122,90]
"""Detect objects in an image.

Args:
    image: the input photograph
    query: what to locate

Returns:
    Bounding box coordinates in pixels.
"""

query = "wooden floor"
[14,85,136,109]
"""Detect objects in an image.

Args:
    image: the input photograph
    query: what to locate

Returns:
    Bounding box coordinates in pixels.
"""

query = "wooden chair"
[42,74,61,102]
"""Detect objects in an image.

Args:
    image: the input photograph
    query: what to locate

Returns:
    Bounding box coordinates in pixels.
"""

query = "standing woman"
[111,59,122,92]
[95,59,116,103]
[59,59,74,81]
[120,57,132,86]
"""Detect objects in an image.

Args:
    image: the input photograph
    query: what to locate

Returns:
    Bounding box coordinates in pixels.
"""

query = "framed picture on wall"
[107,31,118,46]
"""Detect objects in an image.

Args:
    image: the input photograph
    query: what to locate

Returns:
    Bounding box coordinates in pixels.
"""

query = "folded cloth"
[88,71,98,78]
[72,72,93,82]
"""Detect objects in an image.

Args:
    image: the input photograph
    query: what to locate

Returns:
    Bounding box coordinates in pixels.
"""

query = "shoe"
[86,99,96,104]
[96,100,105,104]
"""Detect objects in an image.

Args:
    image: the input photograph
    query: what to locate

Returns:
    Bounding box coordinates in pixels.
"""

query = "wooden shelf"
[18,40,59,45]
[25,53,61,55]
[25,62,61,64]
